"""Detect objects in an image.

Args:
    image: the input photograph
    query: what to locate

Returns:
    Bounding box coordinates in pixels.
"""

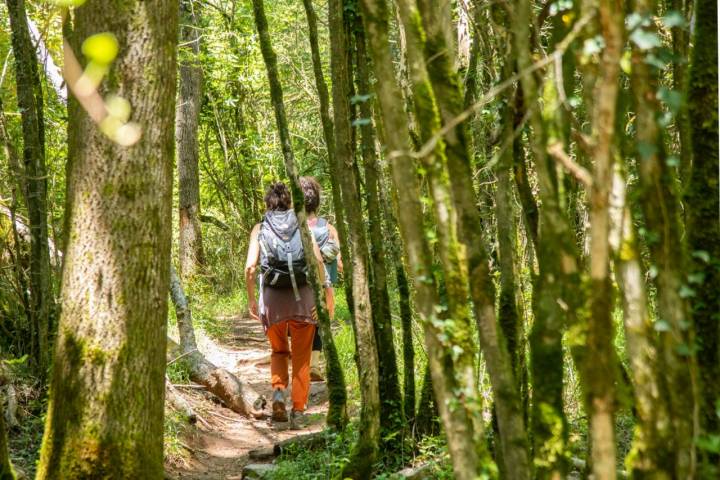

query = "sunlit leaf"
[105,95,132,122]
[82,32,120,65]
[661,11,688,29]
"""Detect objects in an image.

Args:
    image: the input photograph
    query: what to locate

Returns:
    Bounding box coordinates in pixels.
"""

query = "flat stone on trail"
[242,463,276,479]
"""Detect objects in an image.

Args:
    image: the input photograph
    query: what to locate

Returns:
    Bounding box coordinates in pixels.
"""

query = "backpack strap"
[287,252,301,301]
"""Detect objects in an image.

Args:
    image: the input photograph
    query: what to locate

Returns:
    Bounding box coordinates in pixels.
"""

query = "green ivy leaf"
[630,29,662,51]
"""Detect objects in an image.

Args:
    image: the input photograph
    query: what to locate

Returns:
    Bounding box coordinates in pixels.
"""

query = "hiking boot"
[290,409,308,429]
[271,389,288,422]
[310,350,325,382]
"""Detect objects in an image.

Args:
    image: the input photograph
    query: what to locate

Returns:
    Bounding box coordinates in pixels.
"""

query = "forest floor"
[165,315,330,480]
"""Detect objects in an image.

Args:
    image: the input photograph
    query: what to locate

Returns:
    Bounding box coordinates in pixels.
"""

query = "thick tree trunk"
[250,0,349,431]
[360,1,488,478]
[685,0,719,449]
[35,1,177,476]
[630,0,699,475]
[327,1,381,476]
[355,21,404,439]
[7,0,53,381]
[413,2,531,477]
[177,0,206,278]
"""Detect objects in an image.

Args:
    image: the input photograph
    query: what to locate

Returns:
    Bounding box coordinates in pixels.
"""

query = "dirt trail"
[166,316,328,479]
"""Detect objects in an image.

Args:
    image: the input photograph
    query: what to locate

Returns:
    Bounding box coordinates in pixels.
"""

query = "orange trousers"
[267,319,316,411]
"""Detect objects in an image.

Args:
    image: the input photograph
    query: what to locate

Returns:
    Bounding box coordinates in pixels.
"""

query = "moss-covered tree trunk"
[0,409,15,480]
[328,1,382,476]
[413,1,531,477]
[35,1,177,476]
[513,0,584,475]
[367,0,488,478]
[250,0,349,430]
[630,0,699,475]
[355,19,404,439]
[176,0,206,279]
[685,0,719,452]
[7,0,53,381]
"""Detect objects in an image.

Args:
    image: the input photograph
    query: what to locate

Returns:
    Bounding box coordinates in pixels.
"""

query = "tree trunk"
[609,167,674,477]
[7,0,53,381]
[35,1,177,476]
[685,0,719,450]
[355,19,404,439]
[513,0,583,476]
[0,407,15,480]
[583,0,623,475]
[250,0,349,431]
[630,0,699,475]
[413,2,531,477]
[177,0,206,279]
[327,1,381,476]
[360,1,488,478]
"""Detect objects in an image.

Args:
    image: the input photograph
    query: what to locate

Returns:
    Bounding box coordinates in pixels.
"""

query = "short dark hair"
[300,176,321,213]
[264,182,292,211]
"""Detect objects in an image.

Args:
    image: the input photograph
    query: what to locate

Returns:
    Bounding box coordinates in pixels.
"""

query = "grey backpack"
[258,210,307,297]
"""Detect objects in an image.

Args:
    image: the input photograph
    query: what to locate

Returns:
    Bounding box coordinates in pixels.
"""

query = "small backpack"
[258,210,307,298]
[310,217,340,285]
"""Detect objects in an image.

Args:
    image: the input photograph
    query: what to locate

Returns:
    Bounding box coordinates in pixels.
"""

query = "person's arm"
[328,223,343,274]
[244,224,261,321]
[311,234,335,319]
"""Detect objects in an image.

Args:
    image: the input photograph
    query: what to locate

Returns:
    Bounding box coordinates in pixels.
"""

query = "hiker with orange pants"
[244,182,334,426]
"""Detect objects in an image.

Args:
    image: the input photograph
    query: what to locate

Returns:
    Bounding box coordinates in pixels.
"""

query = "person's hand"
[325,287,335,320]
[248,298,259,321]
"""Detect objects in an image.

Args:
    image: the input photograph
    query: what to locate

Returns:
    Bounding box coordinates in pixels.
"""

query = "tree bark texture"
[7,0,53,380]
[250,0,349,431]
[685,0,719,445]
[361,1,489,478]
[513,0,584,476]
[328,1,382,476]
[0,408,14,480]
[36,1,178,477]
[630,0,698,475]
[584,0,623,475]
[355,21,404,438]
[177,0,206,278]
[414,2,531,477]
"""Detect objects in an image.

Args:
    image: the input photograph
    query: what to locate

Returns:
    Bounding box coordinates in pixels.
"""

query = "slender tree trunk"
[583,0,623,475]
[361,1,488,478]
[685,0,719,454]
[327,1,381,476]
[35,1,177,476]
[413,2,531,477]
[176,0,206,278]
[300,0,354,315]
[355,21,404,438]
[609,166,674,477]
[7,0,53,381]
[630,0,699,475]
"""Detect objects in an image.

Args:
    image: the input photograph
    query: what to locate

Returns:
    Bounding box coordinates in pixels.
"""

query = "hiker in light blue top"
[300,176,343,381]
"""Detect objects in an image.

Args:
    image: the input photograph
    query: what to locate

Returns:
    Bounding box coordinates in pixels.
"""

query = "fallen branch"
[166,377,197,424]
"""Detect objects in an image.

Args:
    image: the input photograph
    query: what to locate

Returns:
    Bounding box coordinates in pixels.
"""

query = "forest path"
[166,316,329,479]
